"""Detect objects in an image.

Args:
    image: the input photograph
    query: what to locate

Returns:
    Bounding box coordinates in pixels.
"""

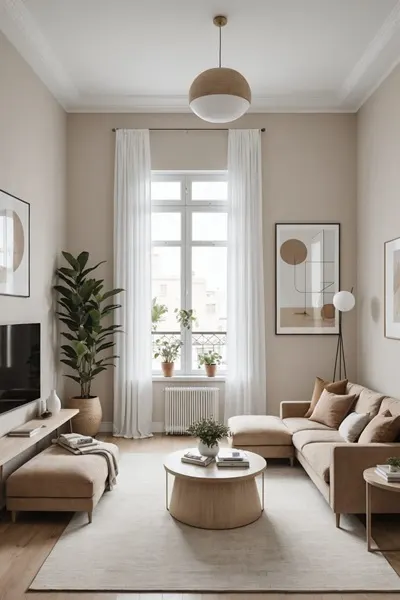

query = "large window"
[151,172,227,375]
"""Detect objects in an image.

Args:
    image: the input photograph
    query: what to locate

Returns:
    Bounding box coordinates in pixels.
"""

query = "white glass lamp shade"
[333,291,355,312]
[189,67,251,123]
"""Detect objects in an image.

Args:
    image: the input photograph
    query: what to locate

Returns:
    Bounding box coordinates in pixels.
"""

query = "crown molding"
[338,0,400,110]
[68,92,350,114]
[0,0,78,108]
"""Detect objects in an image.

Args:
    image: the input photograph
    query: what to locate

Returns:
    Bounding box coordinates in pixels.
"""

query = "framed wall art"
[276,223,340,335]
[0,189,30,297]
[385,236,400,340]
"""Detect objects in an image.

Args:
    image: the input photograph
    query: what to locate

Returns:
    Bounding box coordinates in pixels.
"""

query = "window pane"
[152,212,181,241]
[151,246,181,332]
[151,181,181,201]
[192,212,227,241]
[192,247,227,370]
[191,180,227,201]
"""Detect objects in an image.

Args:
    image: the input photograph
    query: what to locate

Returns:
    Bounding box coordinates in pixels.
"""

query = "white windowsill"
[152,375,226,382]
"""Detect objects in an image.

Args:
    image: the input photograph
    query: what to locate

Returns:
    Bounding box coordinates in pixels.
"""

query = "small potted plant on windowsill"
[198,350,222,377]
[387,457,400,473]
[187,417,230,457]
[154,338,183,377]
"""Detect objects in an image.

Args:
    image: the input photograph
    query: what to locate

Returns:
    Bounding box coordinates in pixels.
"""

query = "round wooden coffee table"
[363,467,400,552]
[163,449,266,530]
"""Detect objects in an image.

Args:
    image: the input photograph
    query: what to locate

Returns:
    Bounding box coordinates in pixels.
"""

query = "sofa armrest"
[330,443,400,514]
[280,401,310,419]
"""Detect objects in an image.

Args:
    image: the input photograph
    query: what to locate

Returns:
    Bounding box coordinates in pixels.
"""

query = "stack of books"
[181,449,214,467]
[7,425,45,438]
[375,464,400,482]
[216,449,249,468]
[57,433,99,454]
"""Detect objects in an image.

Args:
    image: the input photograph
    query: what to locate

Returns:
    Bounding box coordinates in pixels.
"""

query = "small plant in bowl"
[198,351,222,377]
[387,457,400,473]
[187,417,230,458]
[154,338,183,377]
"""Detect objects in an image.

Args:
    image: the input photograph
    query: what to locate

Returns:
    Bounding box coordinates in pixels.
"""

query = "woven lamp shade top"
[189,67,251,103]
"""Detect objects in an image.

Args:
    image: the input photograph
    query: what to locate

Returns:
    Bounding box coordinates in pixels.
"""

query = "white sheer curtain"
[225,129,266,418]
[113,129,153,438]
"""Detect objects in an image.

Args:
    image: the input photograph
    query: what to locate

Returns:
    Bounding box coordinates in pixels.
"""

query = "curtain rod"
[112,127,266,132]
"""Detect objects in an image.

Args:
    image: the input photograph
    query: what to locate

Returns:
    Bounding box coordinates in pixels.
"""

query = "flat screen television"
[0,323,41,415]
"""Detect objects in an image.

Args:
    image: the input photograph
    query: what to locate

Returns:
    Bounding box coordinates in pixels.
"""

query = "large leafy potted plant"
[187,417,230,457]
[154,338,183,377]
[54,251,123,436]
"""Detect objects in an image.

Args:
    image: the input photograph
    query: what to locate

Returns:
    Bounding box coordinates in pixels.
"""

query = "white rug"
[31,453,400,592]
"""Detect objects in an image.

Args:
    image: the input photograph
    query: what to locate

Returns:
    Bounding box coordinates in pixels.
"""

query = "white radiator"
[164,387,219,434]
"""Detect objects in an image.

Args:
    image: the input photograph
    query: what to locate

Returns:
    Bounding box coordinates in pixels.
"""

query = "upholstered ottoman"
[6,442,119,523]
[228,415,294,463]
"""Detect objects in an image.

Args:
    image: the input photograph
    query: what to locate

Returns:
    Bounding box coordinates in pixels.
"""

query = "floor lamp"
[332,290,355,381]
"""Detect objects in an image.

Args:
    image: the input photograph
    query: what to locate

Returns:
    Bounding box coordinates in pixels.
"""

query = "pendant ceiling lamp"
[189,15,251,123]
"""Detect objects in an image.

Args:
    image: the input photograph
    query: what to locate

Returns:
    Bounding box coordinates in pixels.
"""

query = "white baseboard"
[99,421,165,434]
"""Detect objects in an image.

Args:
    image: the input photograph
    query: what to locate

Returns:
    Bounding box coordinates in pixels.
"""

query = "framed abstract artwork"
[0,189,30,297]
[384,236,400,339]
[276,223,340,335]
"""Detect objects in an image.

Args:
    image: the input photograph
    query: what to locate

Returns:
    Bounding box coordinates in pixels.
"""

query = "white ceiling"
[1,0,400,112]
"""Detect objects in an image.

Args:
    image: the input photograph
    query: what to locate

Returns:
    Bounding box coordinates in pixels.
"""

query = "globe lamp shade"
[333,291,355,313]
[189,67,251,123]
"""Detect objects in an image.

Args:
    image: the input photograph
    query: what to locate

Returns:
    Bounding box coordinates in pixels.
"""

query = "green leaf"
[91,366,107,377]
[58,317,79,331]
[101,288,124,302]
[80,261,106,279]
[61,251,80,270]
[96,341,115,353]
[61,332,76,341]
[54,285,74,298]
[61,345,76,358]
[56,272,75,287]
[61,358,78,369]
[77,251,89,271]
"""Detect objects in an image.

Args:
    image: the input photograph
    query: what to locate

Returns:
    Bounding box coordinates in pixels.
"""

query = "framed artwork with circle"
[0,189,30,297]
[276,223,340,335]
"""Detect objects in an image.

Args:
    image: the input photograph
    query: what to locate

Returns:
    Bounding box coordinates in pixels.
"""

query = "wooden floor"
[1,434,400,600]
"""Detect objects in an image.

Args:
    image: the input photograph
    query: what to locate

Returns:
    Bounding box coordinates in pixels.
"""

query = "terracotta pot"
[205,364,217,377]
[161,362,174,377]
[66,396,102,436]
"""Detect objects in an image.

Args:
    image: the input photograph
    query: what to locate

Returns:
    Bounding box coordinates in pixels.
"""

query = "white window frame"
[151,170,227,375]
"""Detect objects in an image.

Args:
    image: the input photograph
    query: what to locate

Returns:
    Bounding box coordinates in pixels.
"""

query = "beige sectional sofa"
[229,382,400,527]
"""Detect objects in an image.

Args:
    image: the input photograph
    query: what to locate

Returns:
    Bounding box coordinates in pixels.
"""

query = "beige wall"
[67,112,357,423]
[357,64,400,397]
[0,32,67,436]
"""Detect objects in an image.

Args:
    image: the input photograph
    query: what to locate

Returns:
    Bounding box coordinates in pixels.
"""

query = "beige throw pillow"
[309,390,356,429]
[358,410,400,444]
[305,377,348,418]
[338,412,370,442]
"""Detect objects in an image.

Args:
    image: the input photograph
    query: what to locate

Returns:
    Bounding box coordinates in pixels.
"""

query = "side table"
[363,467,400,552]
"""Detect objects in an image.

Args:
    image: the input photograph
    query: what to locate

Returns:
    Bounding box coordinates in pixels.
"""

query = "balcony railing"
[152,331,227,371]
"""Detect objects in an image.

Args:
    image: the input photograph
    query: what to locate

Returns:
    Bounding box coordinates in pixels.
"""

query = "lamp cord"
[218,25,222,67]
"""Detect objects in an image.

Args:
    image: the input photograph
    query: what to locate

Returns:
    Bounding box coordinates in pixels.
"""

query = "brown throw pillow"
[309,390,356,429]
[305,377,348,418]
[358,410,400,444]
